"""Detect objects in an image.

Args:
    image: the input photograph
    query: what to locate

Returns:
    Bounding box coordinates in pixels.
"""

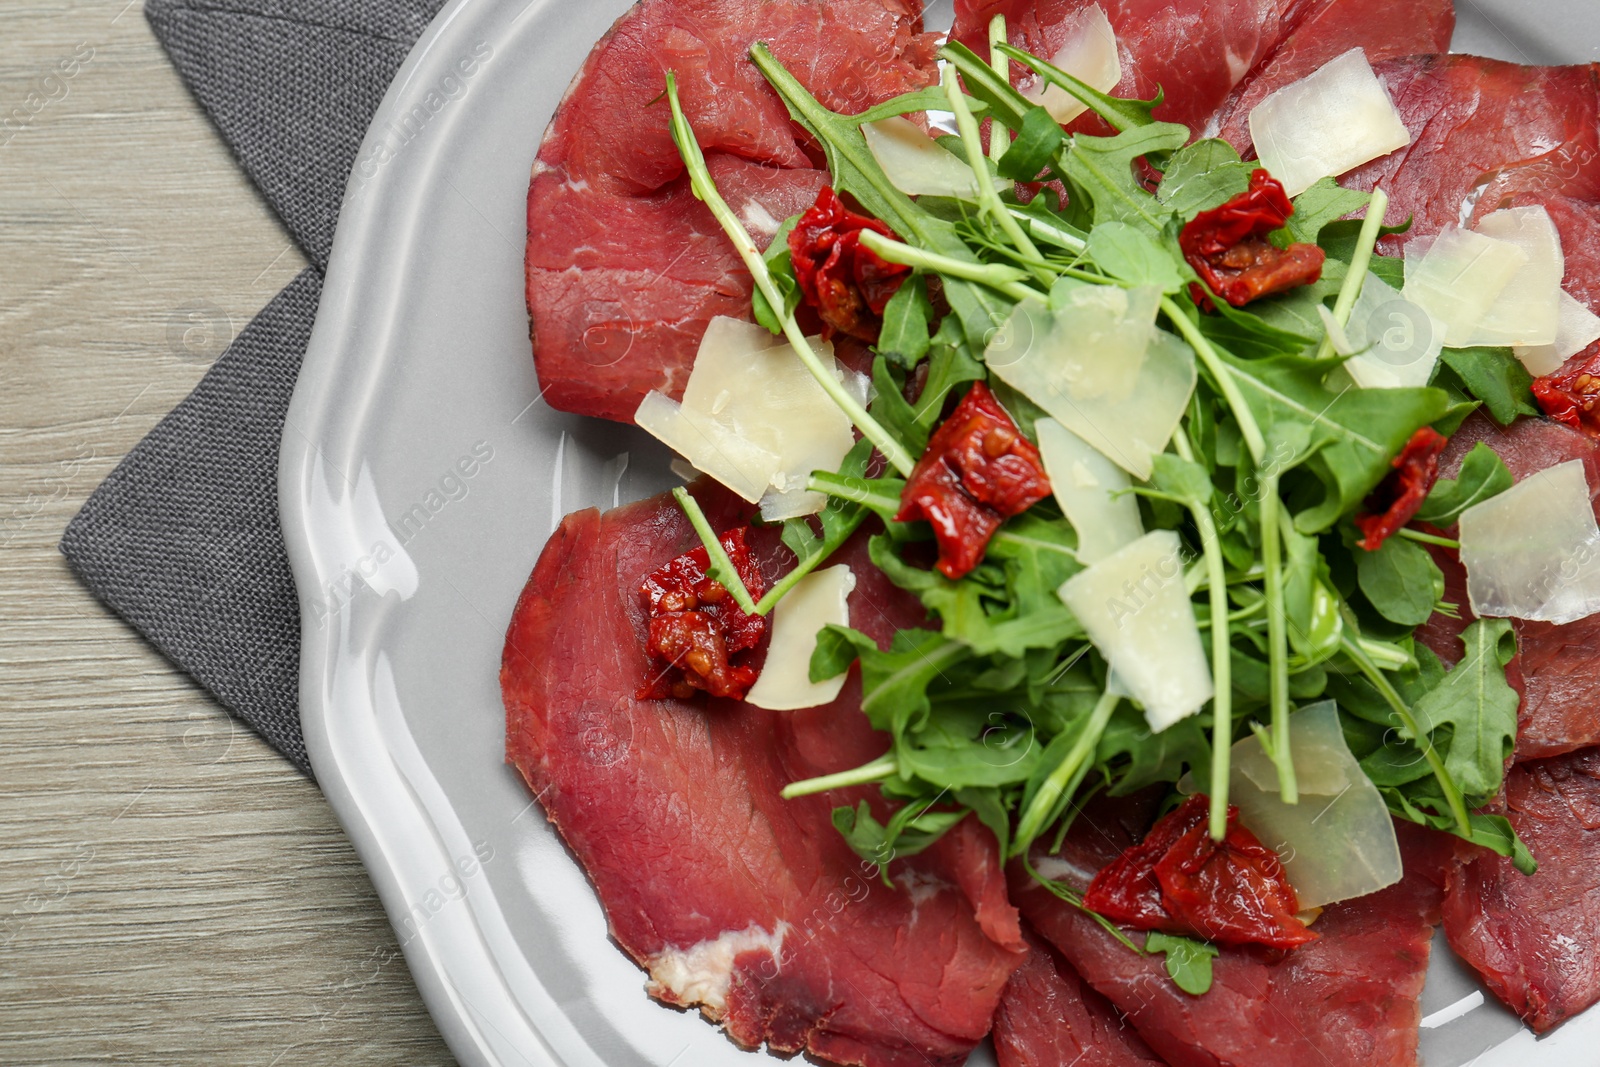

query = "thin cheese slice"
[1470,206,1564,348]
[636,317,858,521]
[1249,49,1411,197]
[1460,458,1600,625]
[1035,418,1143,564]
[1515,290,1600,377]
[1019,4,1122,125]
[1229,702,1403,909]
[863,117,1005,199]
[1403,227,1530,348]
[744,565,855,711]
[1058,530,1213,732]
[986,295,1193,480]
[1329,273,1443,389]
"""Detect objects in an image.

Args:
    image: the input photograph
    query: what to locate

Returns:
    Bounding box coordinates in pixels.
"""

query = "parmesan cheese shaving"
[862,116,1006,199]
[1019,4,1122,125]
[1249,49,1411,197]
[1403,227,1530,349]
[744,565,856,711]
[1515,290,1600,377]
[1469,205,1564,348]
[1460,458,1600,625]
[1058,530,1213,732]
[1035,417,1143,565]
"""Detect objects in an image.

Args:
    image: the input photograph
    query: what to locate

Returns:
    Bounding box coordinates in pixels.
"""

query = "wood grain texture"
[0,2,456,1063]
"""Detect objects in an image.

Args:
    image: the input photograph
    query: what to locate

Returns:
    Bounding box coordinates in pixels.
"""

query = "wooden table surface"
[0,2,456,1062]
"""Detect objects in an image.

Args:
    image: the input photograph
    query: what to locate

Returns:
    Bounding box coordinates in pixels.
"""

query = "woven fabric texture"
[60,0,448,770]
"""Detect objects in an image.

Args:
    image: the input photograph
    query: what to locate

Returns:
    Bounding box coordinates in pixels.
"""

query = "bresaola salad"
[504,1,1600,1064]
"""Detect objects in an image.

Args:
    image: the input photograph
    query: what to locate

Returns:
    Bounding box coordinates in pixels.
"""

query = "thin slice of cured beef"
[1209,0,1454,152]
[993,927,1165,1067]
[525,0,939,423]
[1340,55,1600,254]
[950,0,1296,137]
[1416,412,1600,761]
[1012,796,1448,1067]
[501,482,1024,1067]
[1443,747,1600,1032]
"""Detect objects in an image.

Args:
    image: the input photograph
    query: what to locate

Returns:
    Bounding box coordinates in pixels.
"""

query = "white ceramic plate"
[279,2,1600,1064]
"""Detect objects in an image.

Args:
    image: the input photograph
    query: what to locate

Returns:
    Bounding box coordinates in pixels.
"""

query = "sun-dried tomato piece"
[638,527,766,701]
[789,187,912,343]
[1082,795,1318,951]
[1155,817,1317,950]
[894,382,1052,579]
[1533,345,1600,439]
[1082,794,1208,932]
[1355,427,1449,551]
[1180,170,1327,309]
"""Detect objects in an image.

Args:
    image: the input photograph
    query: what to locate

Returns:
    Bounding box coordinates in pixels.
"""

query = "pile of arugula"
[659,27,1535,991]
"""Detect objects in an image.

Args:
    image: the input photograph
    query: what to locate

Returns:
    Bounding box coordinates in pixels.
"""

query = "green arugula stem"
[808,471,902,514]
[1160,296,1266,465]
[1259,472,1298,804]
[781,753,898,798]
[1340,632,1472,835]
[671,487,759,615]
[987,15,1010,164]
[1005,205,1089,253]
[1175,431,1233,840]
[857,230,1042,302]
[1012,691,1120,855]
[941,67,1048,277]
[753,508,870,616]
[1315,188,1390,361]
[1356,637,1412,671]
[1399,528,1460,550]
[666,73,917,477]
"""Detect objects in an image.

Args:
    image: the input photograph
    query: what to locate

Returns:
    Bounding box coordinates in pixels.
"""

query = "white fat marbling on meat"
[647,922,788,1015]
[1032,854,1096,886]
[739,200,782,243]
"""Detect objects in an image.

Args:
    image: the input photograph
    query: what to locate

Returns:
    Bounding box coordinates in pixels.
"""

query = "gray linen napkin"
[60,0,450,772]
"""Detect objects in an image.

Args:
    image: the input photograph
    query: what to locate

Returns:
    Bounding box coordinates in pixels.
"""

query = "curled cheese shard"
[1330,273,1443,389]
[1515,290,1600,377]
[744,565,856,711]
[1058,530,1213,732]
[1250,48,1412,197]
[1035,417,1143,565]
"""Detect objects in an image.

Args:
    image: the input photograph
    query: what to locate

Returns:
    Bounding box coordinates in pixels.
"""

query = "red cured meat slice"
[1012,799,1447,1067]
[1209,0,1454,153]
[1416,413,1600,761]
[525,0,940,423]
[993,927,1165,1067]
[1443,748,1600,1032]
[950,0,1296,137]
[501,483,1024,1066]
[1340,55,1600,254]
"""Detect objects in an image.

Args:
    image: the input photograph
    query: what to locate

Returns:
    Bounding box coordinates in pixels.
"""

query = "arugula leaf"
[878,276,934,369]
[1145,932,1219,995]
[1156,139,1253,218]
[1319,219,1406,287]
[1087,221,1187,293]
[998,106,1067,181]
[1096,703,1213,795]
[1412,618,1519,799]
[1063,123,1190,232]
[1383,785,1536,875]
[833,799,969,873]
[1437,347,1539,427]
[938,41,1036,132]
[1215,349,1451,532]
[750,214,802,333]
[1285,179,1371,245]
[994,42,1162,132]
[1357,536,1445,627]
[854,85,985,125]
[897,705,1045,788]
[1415,442,1514,527]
